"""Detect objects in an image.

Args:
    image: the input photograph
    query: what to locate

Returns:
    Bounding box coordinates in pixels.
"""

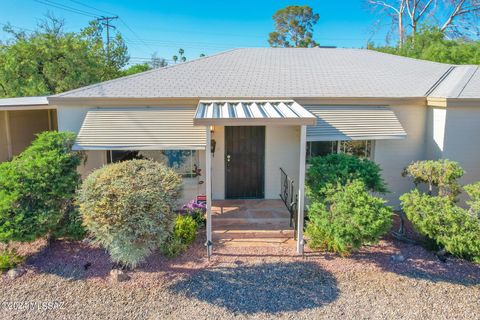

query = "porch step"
[216,237,297,247]
[213,229,295,239]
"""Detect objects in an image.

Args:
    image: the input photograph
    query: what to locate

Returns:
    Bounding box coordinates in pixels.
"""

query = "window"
[306,141,338,160]
[106,150,200,178]
[339,140,372,158]
[307,140,373,161]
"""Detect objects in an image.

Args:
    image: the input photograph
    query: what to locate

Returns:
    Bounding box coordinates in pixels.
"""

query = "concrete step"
[213,229,295,239]
[216,237,296,247]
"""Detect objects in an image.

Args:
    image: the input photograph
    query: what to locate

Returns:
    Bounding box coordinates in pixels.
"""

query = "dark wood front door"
[225,126,265,199]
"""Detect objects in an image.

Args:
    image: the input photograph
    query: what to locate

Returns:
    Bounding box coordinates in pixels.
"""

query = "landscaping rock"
[391,254,405,262]
[7,267,25,279]
[109,269,130,282]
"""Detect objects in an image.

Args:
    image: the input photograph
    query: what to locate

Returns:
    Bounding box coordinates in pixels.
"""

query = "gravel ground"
[1,233,479,320]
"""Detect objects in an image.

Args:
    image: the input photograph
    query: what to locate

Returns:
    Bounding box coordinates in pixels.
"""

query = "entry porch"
[212,199,296,247]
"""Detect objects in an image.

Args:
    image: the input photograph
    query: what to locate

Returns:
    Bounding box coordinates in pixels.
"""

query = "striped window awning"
[306,106,407,141]
[73,107,206,150]
[193,100,317,126]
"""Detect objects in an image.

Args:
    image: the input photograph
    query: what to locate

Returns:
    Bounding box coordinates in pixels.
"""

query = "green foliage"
[78,160,182,268]
[0,131,84,243]
[400,189,480,263]
[464,182,480,216]
[51,209,86,241]
[0,248,24,271]
[402,159,464,200]
[0,16,129,97]
[371,27,480,65]
[121,63,151,76]
[161,214,198,258]
[161,236,188,258]
[268,5,319,48]
[174,215,197,245]
[307,153,388,202]
[306,180,393,255]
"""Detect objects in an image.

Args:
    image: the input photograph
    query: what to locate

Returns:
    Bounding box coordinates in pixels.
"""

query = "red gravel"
[1,231,479,319]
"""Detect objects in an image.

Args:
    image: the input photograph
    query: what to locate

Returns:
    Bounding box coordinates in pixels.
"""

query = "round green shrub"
[306,180,393,255]
[307,153,388,202]
[78,159,182,268]
[0,131,84,243]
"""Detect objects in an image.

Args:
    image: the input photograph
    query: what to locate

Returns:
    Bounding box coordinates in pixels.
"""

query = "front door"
[225,126,265,199]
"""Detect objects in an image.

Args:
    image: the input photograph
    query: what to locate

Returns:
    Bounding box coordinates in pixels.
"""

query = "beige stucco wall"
[0,111,9,162]
[443,106,480,186]
[371,104,428,208]
[9,110,51,155]
[0,109,54,162]
[210,125,300,200]
[57,105,207,205]
[57,101,430,207]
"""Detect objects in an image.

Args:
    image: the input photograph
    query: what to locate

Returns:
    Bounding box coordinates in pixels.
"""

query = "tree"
[367,0,480,44]
[268,5,320,48]
[0,15,129,97]
[0,132,84,244]
[371,27,480,64]
[173,48,186,63]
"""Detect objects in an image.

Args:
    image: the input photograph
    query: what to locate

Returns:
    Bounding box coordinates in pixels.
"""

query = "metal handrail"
[279,168,297,232]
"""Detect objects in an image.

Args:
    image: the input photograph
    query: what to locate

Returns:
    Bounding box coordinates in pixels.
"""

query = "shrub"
[402,159,464,200]
[174,215,197,244]
[78,160,182,268]
[464,182,480,216]
[306,180,393,255]
[182,200,206,227]
[161,215,198,258]
[0,249,24,271]
[401,189,480,262]
[0,131,84,243]
[307,153,387,201]
[161,237,188,258]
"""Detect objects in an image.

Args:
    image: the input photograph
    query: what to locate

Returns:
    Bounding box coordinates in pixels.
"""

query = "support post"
[297,125,307,254]
[4,111,12,160]
[205,126,213,257]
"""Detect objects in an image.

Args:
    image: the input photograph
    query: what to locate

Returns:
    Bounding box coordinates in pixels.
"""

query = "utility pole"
[97,16,118,64]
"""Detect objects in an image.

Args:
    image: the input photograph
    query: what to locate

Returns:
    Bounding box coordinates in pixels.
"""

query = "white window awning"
[73,107,206,150]
[306,106,407,141]
[193,100,317,126]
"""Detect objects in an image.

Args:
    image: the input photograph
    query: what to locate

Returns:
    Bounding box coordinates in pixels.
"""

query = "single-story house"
[2,48,479,254]
[0,96,57,162]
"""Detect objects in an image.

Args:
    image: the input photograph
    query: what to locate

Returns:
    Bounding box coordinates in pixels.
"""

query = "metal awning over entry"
[306,106,406,141]
[73,107,206,150]
[193,100,317,126]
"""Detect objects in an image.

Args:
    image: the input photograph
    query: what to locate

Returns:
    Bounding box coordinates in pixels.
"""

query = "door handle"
[226,154,231,167]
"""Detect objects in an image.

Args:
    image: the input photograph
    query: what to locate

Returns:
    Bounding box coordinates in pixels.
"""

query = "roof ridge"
[425,66,456,96]
[456,66,479,98]
[53,48,242,98]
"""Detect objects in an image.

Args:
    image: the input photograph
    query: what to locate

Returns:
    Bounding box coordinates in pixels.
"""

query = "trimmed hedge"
[78,159,182,268]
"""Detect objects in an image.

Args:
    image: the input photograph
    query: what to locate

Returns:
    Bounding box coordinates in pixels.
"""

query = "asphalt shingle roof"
[54,48,478,99]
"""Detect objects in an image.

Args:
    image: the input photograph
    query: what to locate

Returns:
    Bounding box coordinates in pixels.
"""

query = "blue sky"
[0,0,390,65]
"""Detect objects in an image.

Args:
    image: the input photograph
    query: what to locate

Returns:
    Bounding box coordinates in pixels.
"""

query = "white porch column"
[205,126,213,257]
[297,125,307,254]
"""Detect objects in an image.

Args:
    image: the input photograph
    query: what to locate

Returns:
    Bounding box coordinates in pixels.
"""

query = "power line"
[33,0,99,18]
[68,0,116,16]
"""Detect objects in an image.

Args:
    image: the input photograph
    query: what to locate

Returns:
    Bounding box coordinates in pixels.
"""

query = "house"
[2,48,479,254]
[0,96,57,162]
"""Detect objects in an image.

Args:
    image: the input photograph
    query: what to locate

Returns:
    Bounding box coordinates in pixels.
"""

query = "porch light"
[210,125,215,133]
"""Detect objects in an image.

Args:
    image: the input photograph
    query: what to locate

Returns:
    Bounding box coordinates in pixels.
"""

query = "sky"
[0,0,391,66]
